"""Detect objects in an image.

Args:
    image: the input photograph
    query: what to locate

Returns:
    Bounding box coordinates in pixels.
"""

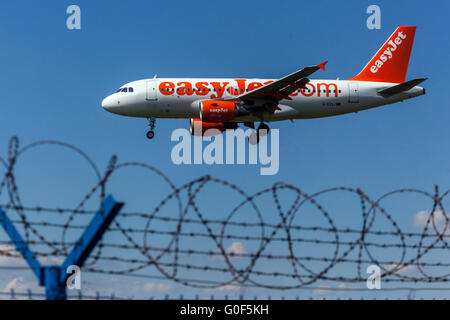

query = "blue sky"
[0,0,449,299]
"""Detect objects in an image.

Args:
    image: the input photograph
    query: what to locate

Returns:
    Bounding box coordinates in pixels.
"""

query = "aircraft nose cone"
[102,96,115,112]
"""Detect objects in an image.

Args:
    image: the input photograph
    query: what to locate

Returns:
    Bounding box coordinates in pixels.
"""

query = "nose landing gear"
[146,117,156,139]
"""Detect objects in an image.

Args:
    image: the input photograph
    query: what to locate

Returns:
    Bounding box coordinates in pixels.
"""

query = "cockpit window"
[116,87,133,93]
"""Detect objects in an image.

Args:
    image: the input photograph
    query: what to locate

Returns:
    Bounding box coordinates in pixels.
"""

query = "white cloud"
[0,245,62,267]
[0,245,25,267]
[2,277,41,299]
[3,277,25,292]
[215,282,241,292]
[226,242,246,257]
[143,282,172,293]
[312,285,331,296]
[200,282,244,299]
[414,210,449,234]
[208,242,247,261]
[383,263,417,275]
[338,283,346,289]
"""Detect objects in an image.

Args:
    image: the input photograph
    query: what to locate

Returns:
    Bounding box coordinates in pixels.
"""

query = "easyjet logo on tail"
[370,31,407,73]
[349,26,416,83]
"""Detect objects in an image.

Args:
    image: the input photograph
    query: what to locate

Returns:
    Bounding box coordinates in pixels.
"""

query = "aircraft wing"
[227,61,328,107]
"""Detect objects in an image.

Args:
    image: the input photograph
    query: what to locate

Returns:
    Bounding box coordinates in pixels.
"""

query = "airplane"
[102,26,426,142]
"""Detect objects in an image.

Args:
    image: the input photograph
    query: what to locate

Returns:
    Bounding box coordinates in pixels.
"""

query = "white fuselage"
[101,78,425,122]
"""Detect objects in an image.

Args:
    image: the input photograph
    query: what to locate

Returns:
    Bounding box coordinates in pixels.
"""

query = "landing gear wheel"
[146,117,156,140]
[257,122,270,137]
[249,130,259,145]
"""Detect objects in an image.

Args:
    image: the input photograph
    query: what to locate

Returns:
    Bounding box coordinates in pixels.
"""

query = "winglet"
[317,60,328,71]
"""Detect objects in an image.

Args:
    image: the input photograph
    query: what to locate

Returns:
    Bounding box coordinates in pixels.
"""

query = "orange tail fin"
[349,26,416,83]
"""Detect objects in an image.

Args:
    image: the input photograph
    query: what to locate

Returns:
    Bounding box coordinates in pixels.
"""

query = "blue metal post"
[0,207,42,280]
[60,195,124,283]
[0,195,124,300]
[43,266,66,300]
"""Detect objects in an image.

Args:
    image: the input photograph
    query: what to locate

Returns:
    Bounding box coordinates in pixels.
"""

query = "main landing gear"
[247,122,270,145]
[257,122,270,136]
[146,117,156,139]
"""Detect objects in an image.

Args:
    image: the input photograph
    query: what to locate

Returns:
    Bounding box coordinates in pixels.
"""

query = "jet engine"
[199,100,249,122]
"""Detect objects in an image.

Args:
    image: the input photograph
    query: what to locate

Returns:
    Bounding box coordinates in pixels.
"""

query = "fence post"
[43,266,66,300]
[0,195,124,300]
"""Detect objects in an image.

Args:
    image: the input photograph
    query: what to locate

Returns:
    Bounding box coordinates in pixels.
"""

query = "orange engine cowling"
[190,118,225,136]
[200,100,237,122]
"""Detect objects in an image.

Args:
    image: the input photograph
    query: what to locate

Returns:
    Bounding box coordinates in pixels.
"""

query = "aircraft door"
[146,80,158,101]
[348,82,359,103]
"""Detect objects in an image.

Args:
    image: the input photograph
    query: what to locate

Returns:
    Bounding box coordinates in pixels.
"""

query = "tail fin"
[349,26,416,83]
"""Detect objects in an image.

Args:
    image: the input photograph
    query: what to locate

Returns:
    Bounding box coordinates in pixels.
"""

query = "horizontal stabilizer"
[378,78,427,97]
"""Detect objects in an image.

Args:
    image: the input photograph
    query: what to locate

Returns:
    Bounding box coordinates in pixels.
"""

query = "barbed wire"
[0,136,449,292]
[0,288,448,301]
[0,289,126,300]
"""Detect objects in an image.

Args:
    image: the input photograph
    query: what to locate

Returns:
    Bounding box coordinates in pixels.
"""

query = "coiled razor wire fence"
[0,136,449,293]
